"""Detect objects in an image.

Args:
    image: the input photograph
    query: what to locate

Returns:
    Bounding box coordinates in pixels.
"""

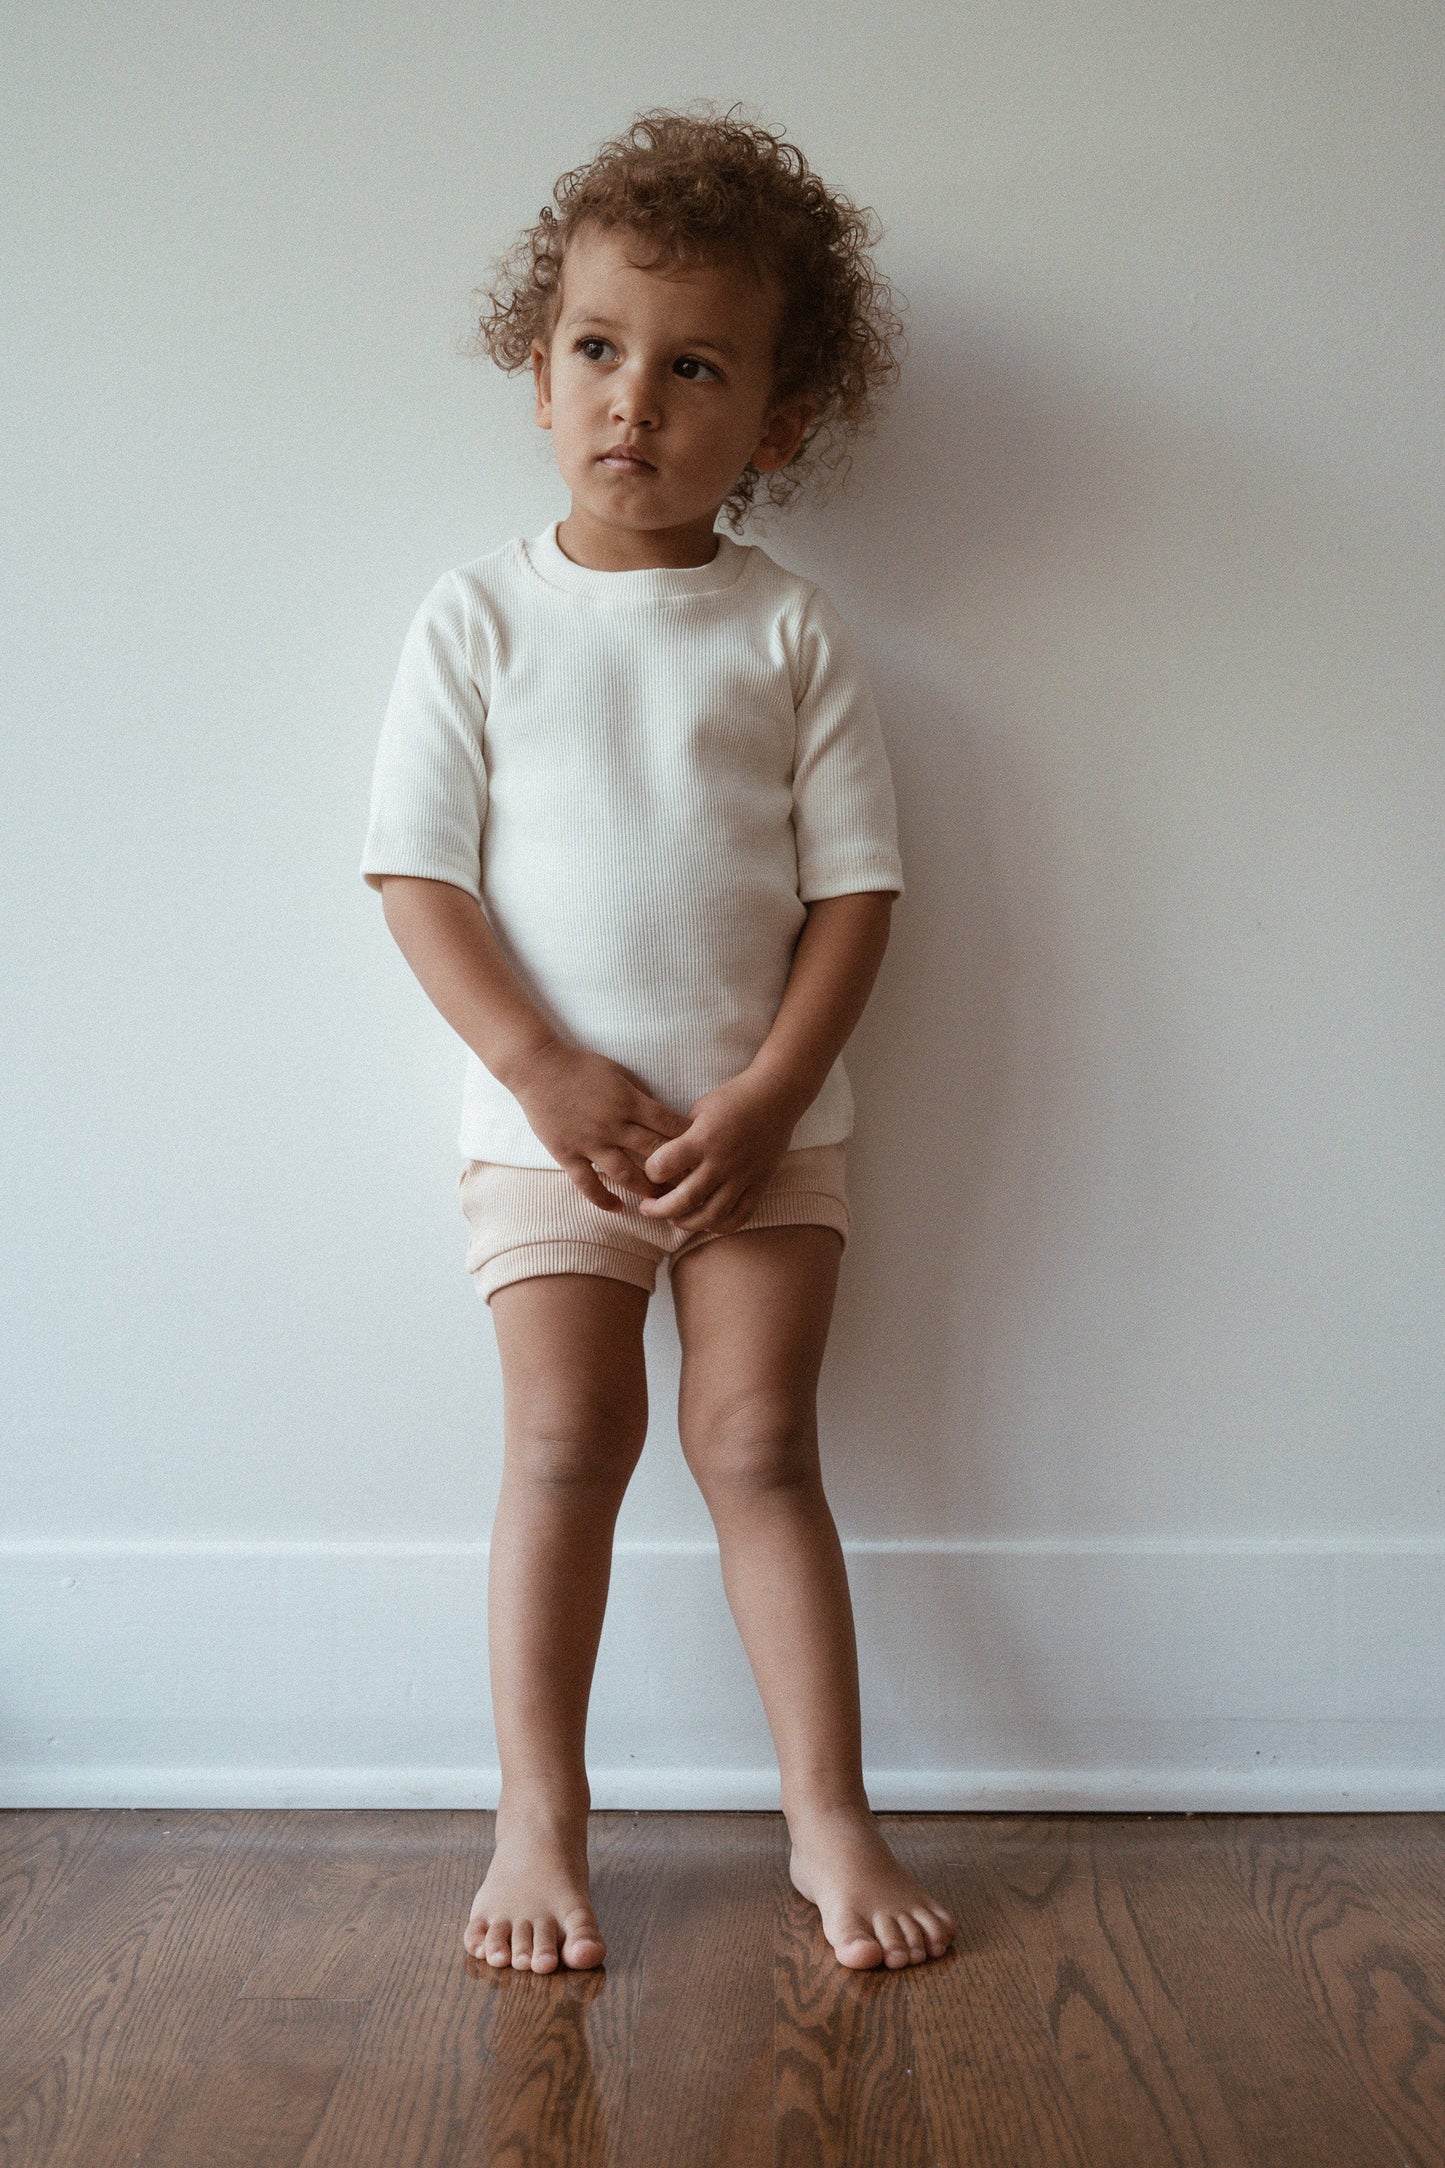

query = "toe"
[874,1914,912,1967]
[531,1922,560,1973]
[833,1913,885,1968]
[462,1912,486,1956]
[560,1908,605,1968]
[511,1920,534,1971]
[484,1919,512,1968]
[898,1914,928,1964]
[917,1906,954,1955]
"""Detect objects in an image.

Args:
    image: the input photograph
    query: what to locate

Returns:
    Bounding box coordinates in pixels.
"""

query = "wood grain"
[773,1869,933,2167]
[989,1814,1250,2166]
[600,1812,779,2166]
[1105,1814,1408,2167]
[0,1809,1441,2167]
[0,1816,213,2165]
[901,1817,1092,2167]
[141,1997,369,2168]
[291,1813,502,2166]
[0,1814,108,1973]
[1227,1816,1445,2167]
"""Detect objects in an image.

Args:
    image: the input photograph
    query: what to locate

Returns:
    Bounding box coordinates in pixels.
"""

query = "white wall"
[3,0,1441,1808]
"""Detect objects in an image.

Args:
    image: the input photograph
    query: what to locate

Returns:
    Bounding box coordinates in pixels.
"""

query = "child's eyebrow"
[563,312,741,362]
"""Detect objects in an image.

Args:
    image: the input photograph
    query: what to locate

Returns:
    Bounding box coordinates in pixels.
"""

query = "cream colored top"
[360,520,905,1165]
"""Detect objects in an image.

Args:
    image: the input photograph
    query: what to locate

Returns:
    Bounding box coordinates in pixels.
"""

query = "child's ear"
[531,340,552,430]
[752,396,815,474]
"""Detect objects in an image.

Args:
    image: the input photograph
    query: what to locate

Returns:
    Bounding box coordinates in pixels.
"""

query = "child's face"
[531,221,813,554]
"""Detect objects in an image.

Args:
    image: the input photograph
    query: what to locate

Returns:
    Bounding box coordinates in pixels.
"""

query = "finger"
[641,1103,692,1138]
[636,1169,715,1218]
[621,1126,690,1174]
[613,1077,691,1139]
[565,1160,627,1212]
[587,1151,678,1206]
[638,1168,733,1222]
[641,1136,698,1185]
[592,1152,666,1200]
[696,1181,755,1232]
[711,1185,759,1232]
[706,1167,779,1232]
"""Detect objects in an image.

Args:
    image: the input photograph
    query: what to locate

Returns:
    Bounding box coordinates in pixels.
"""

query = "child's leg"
[671,1226,957,1970]
[463,1270,651,1973]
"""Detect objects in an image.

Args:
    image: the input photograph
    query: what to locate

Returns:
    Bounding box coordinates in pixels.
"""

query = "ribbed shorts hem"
[705,1189,850,1246]
[472,1239,661,1306]
[461,1148,850,1307]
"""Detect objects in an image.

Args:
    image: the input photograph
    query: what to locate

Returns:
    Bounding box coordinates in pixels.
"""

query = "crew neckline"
[520,518,752,601]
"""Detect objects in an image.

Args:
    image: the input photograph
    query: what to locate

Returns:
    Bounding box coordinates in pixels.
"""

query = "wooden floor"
[0,1811,1442,2166]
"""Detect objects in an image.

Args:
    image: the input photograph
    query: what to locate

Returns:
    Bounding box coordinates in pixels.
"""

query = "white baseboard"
[3,1537,1442,1810]
[6,1766,1444,1811]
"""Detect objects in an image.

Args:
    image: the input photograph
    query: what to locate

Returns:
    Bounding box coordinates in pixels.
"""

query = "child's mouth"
[599,450,656,472]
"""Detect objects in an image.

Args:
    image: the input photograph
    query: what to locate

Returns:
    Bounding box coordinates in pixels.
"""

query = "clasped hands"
[507,1040,803,1236]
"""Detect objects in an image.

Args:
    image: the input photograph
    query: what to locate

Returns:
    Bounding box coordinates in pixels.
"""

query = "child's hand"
[506,1041,692,1213]
[634,1074,800,1235]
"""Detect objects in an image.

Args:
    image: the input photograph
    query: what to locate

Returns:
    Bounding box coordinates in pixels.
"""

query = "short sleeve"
[789,586,905,903]
[359,572,491,901]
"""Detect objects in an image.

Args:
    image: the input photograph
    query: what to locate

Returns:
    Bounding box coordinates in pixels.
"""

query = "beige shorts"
[459,1142,850,1306]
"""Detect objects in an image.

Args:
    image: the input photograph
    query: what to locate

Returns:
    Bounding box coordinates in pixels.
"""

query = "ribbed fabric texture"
[360,519,905,1167]
[457,1141,851,1304]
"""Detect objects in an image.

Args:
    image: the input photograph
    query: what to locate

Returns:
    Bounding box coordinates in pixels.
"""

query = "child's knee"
[507,1404,646,1491]
[681,1396,818,1498]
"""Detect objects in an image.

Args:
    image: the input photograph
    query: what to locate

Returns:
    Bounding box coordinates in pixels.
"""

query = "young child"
[360,104,955,1975]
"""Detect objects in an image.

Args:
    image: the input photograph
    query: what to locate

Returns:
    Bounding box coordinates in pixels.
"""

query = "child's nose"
[610,366,664,426]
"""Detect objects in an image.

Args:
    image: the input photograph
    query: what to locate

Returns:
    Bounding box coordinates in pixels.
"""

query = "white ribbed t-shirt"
[360,519,905,1166]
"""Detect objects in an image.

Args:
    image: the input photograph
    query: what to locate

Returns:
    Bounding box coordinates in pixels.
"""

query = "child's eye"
[571,338,718,380]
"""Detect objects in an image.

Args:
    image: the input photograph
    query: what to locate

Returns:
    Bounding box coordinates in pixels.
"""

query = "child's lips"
[599,448,656,472]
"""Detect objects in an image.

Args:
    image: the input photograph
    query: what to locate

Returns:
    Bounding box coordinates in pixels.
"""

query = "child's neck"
[555,504,723,573]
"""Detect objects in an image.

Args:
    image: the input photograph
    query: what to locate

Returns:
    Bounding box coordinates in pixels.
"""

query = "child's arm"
[638,888,896,1226]
[378,875,689,1207]
[741,890,896,1125]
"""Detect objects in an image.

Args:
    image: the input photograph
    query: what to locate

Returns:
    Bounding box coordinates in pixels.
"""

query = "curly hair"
[466,102,907,531]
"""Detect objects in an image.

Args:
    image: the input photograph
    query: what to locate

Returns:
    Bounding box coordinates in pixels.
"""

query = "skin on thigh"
[488,1272,652,1474]
[669,1226,845,1479]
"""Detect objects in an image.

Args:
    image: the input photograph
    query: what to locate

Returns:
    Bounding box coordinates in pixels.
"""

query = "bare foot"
[462,1799,606,1973]
[787,1803,957,1970]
